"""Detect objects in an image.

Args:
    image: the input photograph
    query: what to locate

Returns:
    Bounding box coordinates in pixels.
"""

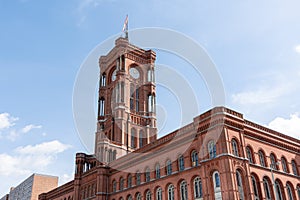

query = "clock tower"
[95,37,157,163]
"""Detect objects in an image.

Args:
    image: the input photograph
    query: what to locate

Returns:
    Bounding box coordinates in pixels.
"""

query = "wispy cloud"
[0,113,18,131]
[294,45,300,54]
[0,140,71,176]
[21,124,42,133]
[268,113,300,139]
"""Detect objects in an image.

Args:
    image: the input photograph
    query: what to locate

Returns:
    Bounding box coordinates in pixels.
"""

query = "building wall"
[40,107,300,200]
[31,174,58,200]
[0,194,9,200]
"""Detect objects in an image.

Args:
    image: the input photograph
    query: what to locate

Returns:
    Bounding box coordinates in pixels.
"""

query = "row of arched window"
[112,151,201,192]
[244,144,299,176]
[250,172,300,200]
[113,172,221,200]
[80,183,96,199]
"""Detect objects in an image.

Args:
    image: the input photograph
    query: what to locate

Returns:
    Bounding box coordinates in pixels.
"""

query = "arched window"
[213,171,222,200]
[258,150,266,167]
[156,187,162,200]
[208,140,216,158]
[178,155,185,171]
[130,84,134,110]
[275,180,283,200]
[297,185,300,200]
[270,153,277,170]
[119,198,124,200]
[135,88,139,111]
[99,98,105,116]
[145,167,150,182]
[292,160,298,176]
[251,175,260,200]
[180,180,188,200]
[168,184,175,200]
[166,160,172,175]
[246,146,254,163]
[112,180,117,192]
[146,190,152,200]
[191,150,198,167]
[119,177,124,190]
[131,128,136,148]
[287,183,294,200]
[127,195,132,200]
[148,94,155,113]
[155,163,160,179]
[139,130,144,148]
[281,157,288,173]
[194,177,203,198]
[236,170,244,200]
[231,139,239,156]
[101,73,106,87]
[263,177,272,200]
[136,193,142,200]
[136,172,141,185]
[127,174,132,188]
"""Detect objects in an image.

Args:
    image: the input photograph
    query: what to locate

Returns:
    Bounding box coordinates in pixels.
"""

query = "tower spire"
[122,15,129,39]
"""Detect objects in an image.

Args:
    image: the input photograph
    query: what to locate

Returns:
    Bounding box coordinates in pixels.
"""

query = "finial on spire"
[122,15,129,39]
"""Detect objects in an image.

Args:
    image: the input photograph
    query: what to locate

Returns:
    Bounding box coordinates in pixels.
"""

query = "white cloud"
[0,113,18,131]
[268,113,300,139]
[59,173,73,185]
[0,140,71,176]
[15,140,71,155]
[232,83,291,105]
[21,124,42,133]
[295,45,300,54]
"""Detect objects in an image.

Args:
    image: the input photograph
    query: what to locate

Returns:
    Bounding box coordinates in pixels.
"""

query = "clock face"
[129,68,140,79]
[111,69,117,81]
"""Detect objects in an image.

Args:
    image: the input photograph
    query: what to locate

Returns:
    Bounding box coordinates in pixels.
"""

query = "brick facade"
[39,37,300,200]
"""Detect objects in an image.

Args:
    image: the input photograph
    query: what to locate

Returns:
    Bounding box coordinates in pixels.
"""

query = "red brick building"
[39,37,300,200]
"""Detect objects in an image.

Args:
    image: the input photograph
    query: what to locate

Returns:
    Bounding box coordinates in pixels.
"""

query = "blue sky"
[1,0,300,196]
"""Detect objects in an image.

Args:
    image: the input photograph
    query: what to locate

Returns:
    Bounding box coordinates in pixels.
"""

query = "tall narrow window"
[258,150,266,167]
[112,180,117,192]
[180,180,188,200]
[263,177,271,200]
[139,130,144,148]
[251,176,259,200]
[281,157,288,173]
[275,180,283,200]
[213,171,222,200]
[246,146,254,163]
[194,177,203,198]
[127,195,132,200]
[146,190,151,200]
[231,139,239,156]
[168,184,175,200]
[135,88,139,111]
[101,73,106,86]
[120,177,124,190]
[136,172,141,185]
[148,95,153,112]
[145,167,150,182]
[292,160,298,176]
[136,193,142,200]
[131,128,136,148]
[166,160,172,175]
[297,185,300,200]
[156,187,162,200]
[286,183,294,200]
[178,155,185,171]
[208,140,217,159]
[155,164,160,179]
[191,150,198,167]
[99,98,105,116]
[236,170,244,200]
[270,153,277,170]
[127,174,132,188]
[130,84,134,110]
